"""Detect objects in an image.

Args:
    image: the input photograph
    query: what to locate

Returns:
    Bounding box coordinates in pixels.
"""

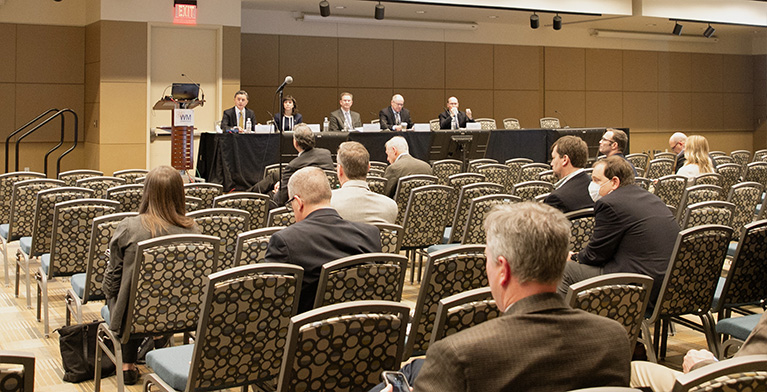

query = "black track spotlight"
[672,22,683,36]
[530,13,539,29]
[319,0,330,17]
[553,14,562,30]
[703,24,715,38]
[375,1,385,20]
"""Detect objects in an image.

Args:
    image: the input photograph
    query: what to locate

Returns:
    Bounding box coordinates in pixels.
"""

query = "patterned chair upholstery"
[671,355,767,392]
[564,208,595,253]
[539,117,560,129]
[653,151,676,161]
[373,223,404,254]
[233,227,284,266]
[65,212,137,327]
[512,180,555,201]
[710,151,727,158]
[635,177,651,191]
[503,117,521,129]
[754,149,767,162]
[314,253,408,308]
[0,172,45,227]
[518,163,551,183]
[324,170,340,190]
[188,208,250,271]
[626,153,650,174]
[263,163,288,183]
[75,176,126,199]
[565,273,654,348]
[36,198,119,336]
[366,176,387,195]
[431,159,463,185]
[402,185,452,282]
[368,167,385,178]
[276,301,410,392]
[143,264,303,392]
[679,201,735,230]
[641,225,733,362]
[370,161,388,172]
[475,118,497,130]
[461,194,520,244]
[58,169,103,186]
[692,173,723,187]
[476,163,512,192]
[95,234,220,392]
[653,175,687,209]
[430,287,500,345]
[726,182,763,239]
[468,158,498,173]
[505,158,533,184]
[213,192,270,230]
[267,207,295,227]
[393,175,437,226]
[715,163,743,193]
[646,158,675,180]
[429,118,440,131]
[447,183,504,244]
[446,173,485,219]
[569,388,643,392]
[112,169,149,184]
[677,185,726,221]
[106,184,144,213]
[712,155,735,168]
[405,245,488,358]
[0,351,35,392]
[184,182,223,209]
[185,196,203,212]
[731,150,752,167]
[744,162,767,188]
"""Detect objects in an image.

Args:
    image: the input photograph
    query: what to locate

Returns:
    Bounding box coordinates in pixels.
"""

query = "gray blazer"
[328,109,362,132]
[383,154,433,198]
[330,180,398,224]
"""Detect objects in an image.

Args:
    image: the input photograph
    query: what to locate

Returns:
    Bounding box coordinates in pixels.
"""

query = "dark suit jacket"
[273,147,335,205]
[264,208,381,313]
[577,185,679,303]
[438,109,474,129]
[413,293,631,392]
[544,171,594,213]
[383,154,433,198]
[328,109,362,132]
[221,106,256,131]
[273,113,303,132]
[614,152,638,177]
[675,151,686,173]
[379,106,412,131]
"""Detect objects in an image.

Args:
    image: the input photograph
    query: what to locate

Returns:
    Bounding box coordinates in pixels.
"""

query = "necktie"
[395,111,400,125]
[345,112,353,131]
[452,113,458,130]
[238,111,243,129]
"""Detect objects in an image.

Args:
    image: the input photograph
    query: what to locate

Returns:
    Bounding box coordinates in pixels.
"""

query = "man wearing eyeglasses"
[668,132,688,173]
[598,128,636,176]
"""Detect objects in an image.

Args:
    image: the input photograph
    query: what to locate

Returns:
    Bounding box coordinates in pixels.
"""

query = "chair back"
[75,176,126,199]
[539,117,560,129]
[263,163,287,182]
[537,169,558,184]
[213,192,270,230]
[671,355,767,392]
[393,175,437,225]
[277,301,410,392]
[677,185,725,220]
[188,208,250,270]
[324,170,340,189]
[744,162,767,188]
[429,118,440,131]
[106,184,144,213]
[512,180,555,201]
[401,185,452,248]
[368,167,385,177]
[710,151,727,158]
[314,253,408,308]
[505,158,533,183]
[712,155,735,169]
[8,179,64,240]
[370,161,388,171]
[0,171,45,224]
[653,151,676,160]
[626,153,650,173]
[754,149,767,162]
[431,159,462,185]
[731,150,752,167]
[29,187,94,256]
[468,158,497,172]
[692,173,722,187]
[727,182,764,237]
[185,196,203,212]
[646,158,674,179]
[82,213,137,303]
[565,273,654,348]
[653,175,687,208]
[565,208,596,253]
[365,176,387,195]
[267,207,295,227]
[446,173,485,216]
[503,117,521,129]
[634,177,651,191]
[430,287,500,345]
[112,169,149,184]
[184,182,224,209]
[233,227,285,266]
[716,163,743,192]
[373,223,404,254]
[448,182,504,244]
[714,220,767,313]
[461,194,520,244]
[475,118,496,129]
[0,351,35,392]
[679,201,735,230]
[58,169,103,186]
[519,163,551,182]
[476,163,512,192]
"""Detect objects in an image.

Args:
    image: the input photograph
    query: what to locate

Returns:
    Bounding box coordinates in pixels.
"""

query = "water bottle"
[323,117,330,132]
[245,118,252,133]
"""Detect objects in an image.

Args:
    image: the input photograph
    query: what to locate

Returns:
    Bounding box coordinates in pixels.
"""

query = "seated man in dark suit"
[544,135,594,213]
[329,92,362,132]
[382,136,433,198]
[248,124,334,206]
[379,94,412,131]
[375,202,631,392]
[220,90,256,132]
[558,156,680,306]
[438,96,474,130]
[669,132,688,173]
[599,128,637,176]
[264,167,381,313]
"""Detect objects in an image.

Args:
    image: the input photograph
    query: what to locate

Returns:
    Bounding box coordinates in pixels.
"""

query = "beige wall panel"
[244,86,338,125]
[0,24,16,83]
[16,25,84,84]
[0,84,15,142]
[101,21,147,82]
[393,41,444,90]
[622,51,658,92]
[85,22,100,65]
[544,91,585,128]
[657,52,691,92]
[448,90,494,120]
[585,49,622,92]
[8,142,88,174]
[339,38,393,89]
[493,90,542,130]
[701,131,753,153]
[544,47,585,91]
[658,92,692,132]
[690,53,723,93]
[585,92,622,127]
[343,88,395,124]
[722,93,753,131]
[396,89,445,124]
[755,88,767,110]
[100,82,146,144]
[16,84,84,142]
[494,45,542,91]
[755,123,767,151]
[280,36,338,87]
[222,26,241,83]
[242,34,278,87]
[622,92,658,131]
[84,102,99,144]
[221,83,241,117]
[722,55,753,94]
[755,55,766,83]
[85,62,100,104]
[83,142,100,171]
[99,143,146,174]
[445,43,493,90]
[690,93,723,131]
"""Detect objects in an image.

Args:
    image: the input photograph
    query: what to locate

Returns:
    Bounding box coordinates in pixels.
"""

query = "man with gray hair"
[669,132,688,173]
[382,136,432,197]
[379,94,412,131]
[265,166,381,313]
[331,141,398,224]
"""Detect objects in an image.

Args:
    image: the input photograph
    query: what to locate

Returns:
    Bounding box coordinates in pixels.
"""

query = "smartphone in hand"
[382,371,411,392]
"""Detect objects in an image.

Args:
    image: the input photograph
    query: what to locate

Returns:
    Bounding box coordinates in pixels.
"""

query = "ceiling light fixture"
[530,12,539,29]
[703,23,715,38]
[553,14,562,30]
[375,1,385,20]
[672,22,683,36]
[319,0,330,17]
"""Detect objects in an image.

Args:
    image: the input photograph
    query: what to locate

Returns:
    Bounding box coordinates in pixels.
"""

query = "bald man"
[379,94,413,131]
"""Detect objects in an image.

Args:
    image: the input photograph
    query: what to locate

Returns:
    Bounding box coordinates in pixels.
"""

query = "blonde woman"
[676,135,714,180]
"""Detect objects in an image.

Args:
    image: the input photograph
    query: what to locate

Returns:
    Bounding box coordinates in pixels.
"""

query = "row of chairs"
[422,116,561,131]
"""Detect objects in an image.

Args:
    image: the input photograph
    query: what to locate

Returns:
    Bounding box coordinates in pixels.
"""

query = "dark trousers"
[121,337,141,364]
[557,261,603,296]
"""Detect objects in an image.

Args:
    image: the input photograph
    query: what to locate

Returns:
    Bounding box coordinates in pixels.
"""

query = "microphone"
[267,111,277,132]
[275,75,293,93]
[554,110,569,128]
[181,73,204,103]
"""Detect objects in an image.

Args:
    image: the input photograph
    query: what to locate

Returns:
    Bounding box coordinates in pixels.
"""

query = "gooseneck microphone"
[275,76,293,93]
[181,73,204,103]
[554,109,569,128]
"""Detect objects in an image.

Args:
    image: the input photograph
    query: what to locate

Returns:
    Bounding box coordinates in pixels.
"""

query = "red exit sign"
[174,3,197,25]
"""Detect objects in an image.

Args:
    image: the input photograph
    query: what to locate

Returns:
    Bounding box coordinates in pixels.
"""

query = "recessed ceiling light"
[488,15,498,19]
[646,23,656,27]
[416,10,426,14]
[335,5,345,9]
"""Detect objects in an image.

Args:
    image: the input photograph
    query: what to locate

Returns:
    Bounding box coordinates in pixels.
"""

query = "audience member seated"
[599,128,636,176]
[264,167,381,313]
[558,156,679,307]
[102,166,200,385]
[375,202,631,392]
[248,124,334,206]
[543,135,594,213]
[676,135,714,181]
[438,96,474,130]
[379,94,412,131]
[669,132,688,173]
[220,90,256,133]
[273,95,303,132]
[331,141,397,224]
[329,92,362,132]
[382,136,433,198]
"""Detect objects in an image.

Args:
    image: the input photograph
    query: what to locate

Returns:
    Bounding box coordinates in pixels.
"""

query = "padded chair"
[373,223,404,254]
[75,176,126,199]
[184,196,203,212]
[106,184,144,213]
[646,158,675,180]
[692,173,723,187]
[233,227,284,266]
[188,208,250,270]
[446,182,505,244]
[652,151,676,161]
[679,201,735,230]
[324,170,340,189]
[652,175,687,209]
[183,182,223,209]
[518,163,551,183]
[726,182,764,239]
[431,159,463,185]
[476,163,513,192]
[512,180,555,201]
[565,273,654,348]
[143,264,303,392]
[314,253,408,308]
[712,155,735,168]
[263,163,288,183]
[58,169,103,186]
[474,117,496,129]
[401,185,452,282]
[370,161,388,172]
[634,177,651,191]
[0,351,35,392]
[626,153,650,174]
[565,208,595,253]
[754,149,767,162]
[429,287,499,345]
[460,194,520,245]
[539,117,561,129]
[0,172,46,284]
[213,192,270,230]
[715,163,743,192]
[36,198,119,336]
[446,173,485,218]
[429,118,440,131]
[641,225,733,362]
[112,169,149,184]
[537,169,558,184]
[393,175,437,226]
[677,184,726,221]
[502,117,521,129]
[505,158,533,184]
[671,355,767,392]
[744,162,767,188]
[267,207,295,227]
[468,158,498,173]
[366,176,387,195]
[405,245,488,358]
[368,167,385,178]
[731,150,752,167]
[95,234,220,392]
[710,151,727,158]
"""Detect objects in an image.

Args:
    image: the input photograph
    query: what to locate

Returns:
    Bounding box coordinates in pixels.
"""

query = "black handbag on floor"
[57,321,116,382]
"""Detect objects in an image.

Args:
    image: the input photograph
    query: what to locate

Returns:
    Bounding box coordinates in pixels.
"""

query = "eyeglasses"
[600,137,616,144]
[285,196,296,211]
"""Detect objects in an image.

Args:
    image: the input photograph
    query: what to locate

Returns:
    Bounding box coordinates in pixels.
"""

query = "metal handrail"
[5,108,59,173]
[13,108,78,176]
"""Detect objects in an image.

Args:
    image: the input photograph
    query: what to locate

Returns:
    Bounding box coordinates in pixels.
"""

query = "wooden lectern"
[153,95,203,170]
